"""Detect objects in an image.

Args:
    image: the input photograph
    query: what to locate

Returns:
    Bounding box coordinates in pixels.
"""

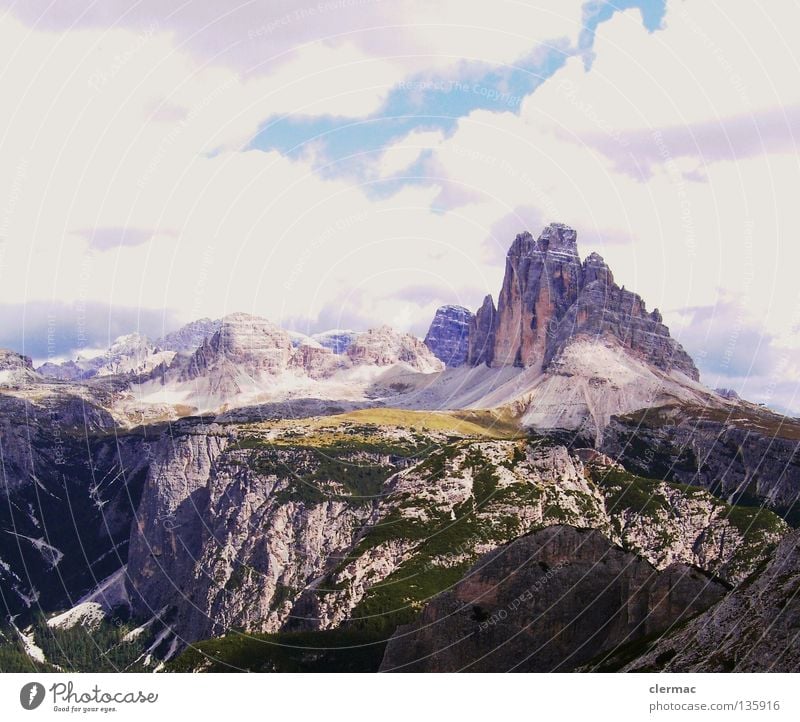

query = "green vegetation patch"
[0,614,157,673]
[167,628,387,673]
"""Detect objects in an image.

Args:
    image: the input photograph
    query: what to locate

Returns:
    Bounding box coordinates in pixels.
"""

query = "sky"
[0,0,798,413]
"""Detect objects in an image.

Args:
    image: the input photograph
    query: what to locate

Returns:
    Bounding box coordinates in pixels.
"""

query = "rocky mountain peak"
[582,251,614,286]
[467,294,497,366]
[212,313,293,358]
[493,223,583,369]
[426,222,699,381]
[536,222,579,257]
[346,326,444,373]
[157,317,221,353]
[173,313,290,393]
[423,305,473,367]
[507,230,536,257]
[0,348,33,371]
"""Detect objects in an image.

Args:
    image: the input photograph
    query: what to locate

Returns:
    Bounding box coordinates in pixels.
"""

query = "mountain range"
[1,223,798,673]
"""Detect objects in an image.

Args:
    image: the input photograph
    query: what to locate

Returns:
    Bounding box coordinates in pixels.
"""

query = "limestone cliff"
[432,223,699,380]
[423,305,473,367]
[379,526,727,672]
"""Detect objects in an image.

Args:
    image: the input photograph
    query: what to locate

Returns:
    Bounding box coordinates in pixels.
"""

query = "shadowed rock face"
[621,529,800,673]
[424,305,473,367]
[380,526,726,672]
[602,403,800,521]
[467,295,496,366]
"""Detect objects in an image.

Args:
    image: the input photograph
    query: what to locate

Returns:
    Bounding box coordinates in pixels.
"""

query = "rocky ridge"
[619,528,800,672]
[423,305,473,367]
[379,525,728,672]
[426,222,698,380]
[602,403,800,521]
[118,414,784,649]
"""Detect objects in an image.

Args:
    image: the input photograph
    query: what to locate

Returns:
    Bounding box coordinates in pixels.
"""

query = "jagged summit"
[535,222,579,256]
[582,251,614,286]
[507,223,579,260]
[0,349,38,386]
[467,294,496,366]
[423,305,472,367]
[425,222,698,381]
[157,317,221,353]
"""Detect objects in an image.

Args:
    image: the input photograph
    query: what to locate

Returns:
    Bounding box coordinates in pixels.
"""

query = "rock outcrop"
[493,225,584,371]
[37,333,175,380]
[184,313,295,380]
[431,223,699,380]
[0,349,38,386]
[602,402,800,520]
[424,305,473,367]
[548,266,697,378]
[467,295,496,366]
[157,317,221,353]
[346,326,444,373]
[119,416,782,650]
[0,391,148,617]
[620,529,800,672]
[380,526,727,672]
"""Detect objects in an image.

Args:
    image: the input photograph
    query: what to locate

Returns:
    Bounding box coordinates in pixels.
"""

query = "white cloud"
[0,1,798,411]
[377,128,445,178]
[0,0,587,77]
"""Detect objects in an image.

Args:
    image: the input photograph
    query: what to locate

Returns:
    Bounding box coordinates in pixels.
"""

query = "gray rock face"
[622,528,800,672]
[602,403,800,519]
[547,273,698,379]
[126,425,231,628]
[467,295,496,366]
[0,348,39,385]
[0,349,33,371]
[380,526,727,672]
[492,225,583,370]
[157,317,221,353]
[432,223,699,379]
[345,326,444,373]
[0,391,148,617]
[423,305,473,367]
[119,420,781,650]
[35,360,85,381]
